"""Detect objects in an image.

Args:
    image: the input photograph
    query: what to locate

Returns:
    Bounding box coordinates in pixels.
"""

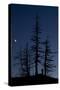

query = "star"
[14,39,17,43]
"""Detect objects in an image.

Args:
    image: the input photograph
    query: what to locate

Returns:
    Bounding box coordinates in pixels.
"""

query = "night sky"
[10,4,58,78]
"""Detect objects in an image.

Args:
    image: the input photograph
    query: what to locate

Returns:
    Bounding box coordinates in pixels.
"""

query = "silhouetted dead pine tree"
[20,43,30,77]
[14,43,30,77]
[31,15,41,75]
[44,39,56,76]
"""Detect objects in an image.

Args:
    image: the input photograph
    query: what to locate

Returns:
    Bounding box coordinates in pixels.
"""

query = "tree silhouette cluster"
[14,15,57,77]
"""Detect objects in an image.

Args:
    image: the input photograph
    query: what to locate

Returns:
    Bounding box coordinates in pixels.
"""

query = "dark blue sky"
[10,4,58,78]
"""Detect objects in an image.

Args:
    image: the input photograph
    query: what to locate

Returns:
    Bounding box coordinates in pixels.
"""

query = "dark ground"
[9,74,58,86]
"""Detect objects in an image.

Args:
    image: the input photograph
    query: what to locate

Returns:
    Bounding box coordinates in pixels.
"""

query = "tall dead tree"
[14,43,30,77]
[31,15,41,75]
[44,39,56,76]
[25,43,30,76]
[20,43,30,77]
